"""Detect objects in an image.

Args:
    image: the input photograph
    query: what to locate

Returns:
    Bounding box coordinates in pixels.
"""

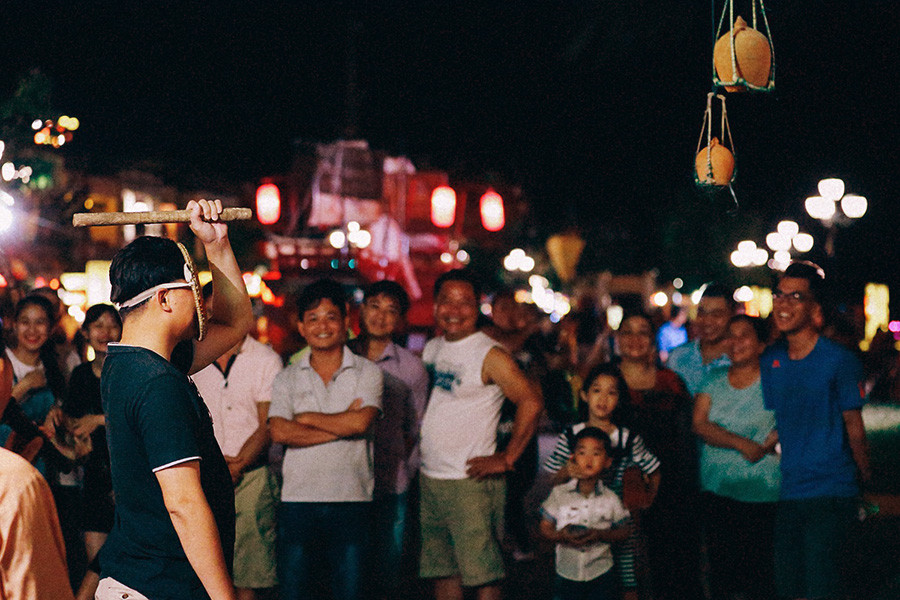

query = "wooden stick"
[73,208,252,227]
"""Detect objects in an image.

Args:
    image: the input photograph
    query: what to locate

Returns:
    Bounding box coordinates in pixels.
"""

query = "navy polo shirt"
[99,343,235,599]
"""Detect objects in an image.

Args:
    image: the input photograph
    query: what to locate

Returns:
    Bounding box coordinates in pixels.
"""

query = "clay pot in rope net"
[695,137,734,186]
[714,16,772,91]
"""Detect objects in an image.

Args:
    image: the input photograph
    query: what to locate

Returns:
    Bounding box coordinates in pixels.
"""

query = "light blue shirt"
[698,368,780,502]
[667,340,730,397]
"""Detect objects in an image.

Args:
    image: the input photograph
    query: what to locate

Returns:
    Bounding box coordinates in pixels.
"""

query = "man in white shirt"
[192,283,283,600]
[418,269,543,600]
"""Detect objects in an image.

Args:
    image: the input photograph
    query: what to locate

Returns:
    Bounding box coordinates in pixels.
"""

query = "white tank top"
[420,331,505,479]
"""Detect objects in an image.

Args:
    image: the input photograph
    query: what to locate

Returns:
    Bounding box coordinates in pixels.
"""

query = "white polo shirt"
[191,336,283,458]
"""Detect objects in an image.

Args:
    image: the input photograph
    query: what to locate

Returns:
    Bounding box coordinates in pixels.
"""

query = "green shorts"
[419,475,506,587]
[233,466,279,589]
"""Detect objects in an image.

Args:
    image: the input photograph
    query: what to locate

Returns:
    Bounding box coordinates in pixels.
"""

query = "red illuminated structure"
[252,141,525,329]
[479,189,505,232]
[255,182,281,225]
[430,185,456,228]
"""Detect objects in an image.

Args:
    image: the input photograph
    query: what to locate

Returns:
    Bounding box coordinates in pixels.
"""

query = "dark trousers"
[278,501,371,600]
[773,496,857,600]
[368,491,408,595]
[554,569,618,600]
[642,487,704,600]
[505,438,538,553]
[702,492,777,600]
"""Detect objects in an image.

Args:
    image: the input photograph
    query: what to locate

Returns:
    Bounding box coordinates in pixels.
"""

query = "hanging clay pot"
[695,137,734,186]
[714,16,772,91]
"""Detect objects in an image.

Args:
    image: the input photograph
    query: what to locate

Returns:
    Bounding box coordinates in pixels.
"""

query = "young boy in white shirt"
[540,427,632,600]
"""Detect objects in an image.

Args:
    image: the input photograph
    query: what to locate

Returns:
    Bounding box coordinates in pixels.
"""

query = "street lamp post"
[805,178,867,257]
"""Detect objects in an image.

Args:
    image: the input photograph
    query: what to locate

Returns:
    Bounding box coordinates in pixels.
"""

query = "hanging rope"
[712,0,775,92]
[695,93,735,188]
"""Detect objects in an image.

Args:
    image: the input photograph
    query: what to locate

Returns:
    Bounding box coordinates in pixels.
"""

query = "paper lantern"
[480,190,505,232]
[714,16,772,92]
[546,233,585,284]
[695,137,735,186]
[255,183,281,225]
[430,185,456,228]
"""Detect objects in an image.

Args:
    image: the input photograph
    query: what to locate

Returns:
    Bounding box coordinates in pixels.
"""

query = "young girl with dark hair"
[544,363,661,600]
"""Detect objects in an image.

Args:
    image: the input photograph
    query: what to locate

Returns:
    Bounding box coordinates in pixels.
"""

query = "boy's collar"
[565,478,606,495]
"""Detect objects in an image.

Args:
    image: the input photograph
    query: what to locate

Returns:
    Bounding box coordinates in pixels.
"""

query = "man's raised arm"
[185,200,253,375]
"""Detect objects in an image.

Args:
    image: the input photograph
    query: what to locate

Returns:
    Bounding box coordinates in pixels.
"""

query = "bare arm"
[539,518,570,544]
[645,470,662,505]
[539,518,631,547]
[549,462,574,486]
[761,429,779,453]
[692,392,765,463]
[294,403,379,438]
[268,416,339,448]
[580,522,632,545]
[155,462,236,600]
[843,408,871,484]
[466,347,544,479]
[186,200,254,375]
[225,402,270,483]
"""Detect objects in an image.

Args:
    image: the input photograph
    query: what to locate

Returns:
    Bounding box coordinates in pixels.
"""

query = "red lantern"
[255,182,281,225]
[430,185,456,228]
[480,189,504,232]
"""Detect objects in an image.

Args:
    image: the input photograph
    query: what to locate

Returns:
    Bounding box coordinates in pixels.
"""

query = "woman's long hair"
[10,295,66,400]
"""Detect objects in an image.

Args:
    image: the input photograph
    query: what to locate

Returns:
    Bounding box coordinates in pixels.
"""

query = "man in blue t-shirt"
[97,200,253,600]
[760,261,870,600]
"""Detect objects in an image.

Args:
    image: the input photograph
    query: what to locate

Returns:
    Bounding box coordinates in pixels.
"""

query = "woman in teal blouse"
[693,314,780,600]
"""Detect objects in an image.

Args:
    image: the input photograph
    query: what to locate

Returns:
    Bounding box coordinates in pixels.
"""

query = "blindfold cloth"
[114,242,207,341]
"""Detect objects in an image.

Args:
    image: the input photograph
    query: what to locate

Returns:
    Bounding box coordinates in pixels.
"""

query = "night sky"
[2,1,898,298]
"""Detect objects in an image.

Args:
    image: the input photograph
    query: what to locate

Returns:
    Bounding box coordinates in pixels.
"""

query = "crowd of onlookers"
[1,242,899,599]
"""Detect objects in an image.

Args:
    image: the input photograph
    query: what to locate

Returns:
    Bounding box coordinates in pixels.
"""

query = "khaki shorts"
[233,466,279,589]
[419,475,506,587]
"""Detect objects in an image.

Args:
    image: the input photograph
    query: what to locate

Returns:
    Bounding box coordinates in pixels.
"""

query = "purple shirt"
[351,340,429,495]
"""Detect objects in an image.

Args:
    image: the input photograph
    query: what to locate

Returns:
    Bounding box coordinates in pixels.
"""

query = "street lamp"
[805,178,867,256]
[0,190,15,234]
[731,220,814,272]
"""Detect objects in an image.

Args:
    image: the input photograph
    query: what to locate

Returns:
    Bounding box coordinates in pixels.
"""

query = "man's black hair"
[109,236,186,315]
[433,269,481,301]
[491,287,516,306]
[574,426,613,456]
[782,260,826,304]
[363,280,410,316]
[298,278,347,319]
[700,282,736,310]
